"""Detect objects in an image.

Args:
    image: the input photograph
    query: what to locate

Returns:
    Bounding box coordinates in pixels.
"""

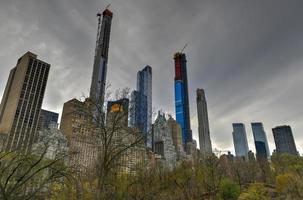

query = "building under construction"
[89,7,113,106]
[174,52,192,147]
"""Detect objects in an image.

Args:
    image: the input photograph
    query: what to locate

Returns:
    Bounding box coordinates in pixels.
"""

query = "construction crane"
[105,4,111,10]
[97,4,111,17]
[180,43,187,53]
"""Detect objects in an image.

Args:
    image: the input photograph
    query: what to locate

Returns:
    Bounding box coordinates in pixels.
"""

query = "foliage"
[40,152,303,199]
[238,183,271,200]
[276,172,303,199]
[218,178,240,200]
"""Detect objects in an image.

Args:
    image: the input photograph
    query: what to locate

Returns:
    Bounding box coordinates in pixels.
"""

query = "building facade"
[89,8,113,106]
[196,88,212,157]
[0,52,50,153]
[106,98,129,127]
[130,90,147,134]
[60,98,99,174]
[137,65,152,132]
[166,115,184,158]
[272,125,298,155]
[153,111,177,169]
[174,53,192,147]
[38,109,59,131]
[251,122,270,158]
[107,98,147,173]
[232,123,249,159]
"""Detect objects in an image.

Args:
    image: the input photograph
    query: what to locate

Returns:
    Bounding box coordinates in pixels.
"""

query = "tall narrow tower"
[89,8,113,106]
[196,89,212,156]
[137,65,152,133]
[174,53,192,146]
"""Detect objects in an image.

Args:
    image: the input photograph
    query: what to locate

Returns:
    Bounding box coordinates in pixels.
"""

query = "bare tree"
[0,139,70,200]
[72,87,147,199]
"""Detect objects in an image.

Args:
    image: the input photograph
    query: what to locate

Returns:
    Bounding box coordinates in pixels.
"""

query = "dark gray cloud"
[1,0,303,154]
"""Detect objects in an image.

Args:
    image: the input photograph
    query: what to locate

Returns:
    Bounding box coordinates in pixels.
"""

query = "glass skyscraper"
[38,109,59,130]
[130,91,147,134]
[272,125,298,155]
[137,65,152,133]
[251,122,270,158]
[232,123,249,159]
[130,65,152,148]
[174,53,192,146]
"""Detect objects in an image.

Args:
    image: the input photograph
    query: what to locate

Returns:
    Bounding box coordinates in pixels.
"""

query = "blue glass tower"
[174,53,192,145]
[137,66,152,133]
[251,122,270,158]
[232,123,249,159]
[130,66,152,148]
[130,91,147,134]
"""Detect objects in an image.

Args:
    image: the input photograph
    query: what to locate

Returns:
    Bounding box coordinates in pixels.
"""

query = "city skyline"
[0,0,303,154]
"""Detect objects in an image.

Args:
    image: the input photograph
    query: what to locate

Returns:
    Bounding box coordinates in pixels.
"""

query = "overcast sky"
[1,0,303,154]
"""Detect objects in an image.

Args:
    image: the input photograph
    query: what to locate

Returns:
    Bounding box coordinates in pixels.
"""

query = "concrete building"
[251,122,270,159]
[0,52,50,153]
[107,98,147,173]
[272,125,298,155]
[166,115,184,158]
[196,89,212,157]
[232,123,249,159]
[106,98,129,127]
[153,111,177,169]
[174,53,192,150]
[89,8,113,106]
[60,98,99,174]
[116,127,148,173]
[38,109,59,131]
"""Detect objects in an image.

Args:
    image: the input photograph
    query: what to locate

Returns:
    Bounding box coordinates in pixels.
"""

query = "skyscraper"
[0,52,50,153]
[130,65,152,147]
[89,8,113,106]
[137,65,152,132]
[196,88,212,156]
[232,123,249,159]
[251,122,270,158]
[60,7,114,174]
[38,109,59,131]
[272,125,298,155]
[174,53,192,146]
[130,91,147,134]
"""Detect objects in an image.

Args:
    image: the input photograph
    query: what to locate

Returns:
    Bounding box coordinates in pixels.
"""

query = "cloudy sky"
[1,0,303,154]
